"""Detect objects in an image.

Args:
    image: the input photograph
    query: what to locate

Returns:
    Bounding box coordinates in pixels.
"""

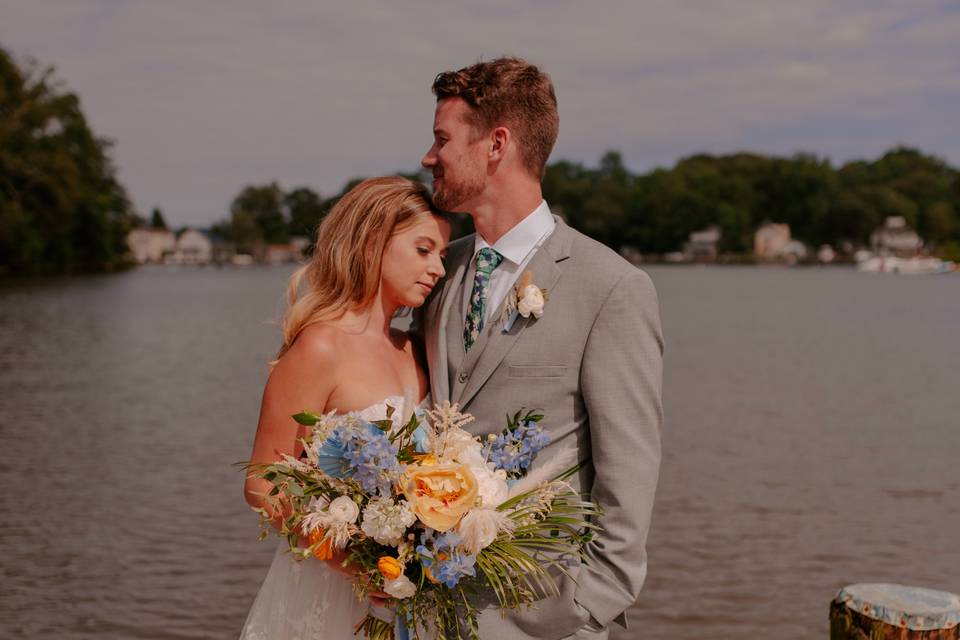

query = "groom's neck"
[471,177,543,245]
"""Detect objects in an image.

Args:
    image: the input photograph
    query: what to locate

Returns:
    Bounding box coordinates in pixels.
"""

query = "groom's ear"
[488,126,510,162]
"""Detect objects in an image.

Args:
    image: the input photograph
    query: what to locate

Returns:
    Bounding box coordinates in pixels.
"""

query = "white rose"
[383,574,417,599]
[457,508,514,554]
[327,496,360,524]
[517,284,545,318]
[469,462,509,508]
[437,428,481,463]
[456,442,486,468]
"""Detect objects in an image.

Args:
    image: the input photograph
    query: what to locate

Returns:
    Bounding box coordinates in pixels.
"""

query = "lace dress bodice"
[349,393,431,425]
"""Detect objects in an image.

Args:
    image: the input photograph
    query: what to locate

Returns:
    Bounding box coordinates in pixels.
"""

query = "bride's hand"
[324,547,355,578]
[323,549,392,604]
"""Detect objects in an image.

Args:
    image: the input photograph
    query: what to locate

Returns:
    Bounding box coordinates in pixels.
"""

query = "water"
[1,265,957,639]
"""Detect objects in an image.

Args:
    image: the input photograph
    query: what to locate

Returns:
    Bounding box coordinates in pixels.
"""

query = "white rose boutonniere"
[502,271,548,332]
[517,284,545,318]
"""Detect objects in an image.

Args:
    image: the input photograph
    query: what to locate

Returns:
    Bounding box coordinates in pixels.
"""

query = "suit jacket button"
[458,372,469,383]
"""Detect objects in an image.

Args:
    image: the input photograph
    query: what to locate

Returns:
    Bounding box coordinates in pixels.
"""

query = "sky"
[1,1,958,228]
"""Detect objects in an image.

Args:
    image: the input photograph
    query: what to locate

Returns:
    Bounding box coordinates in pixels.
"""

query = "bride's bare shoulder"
[276,324,344,372]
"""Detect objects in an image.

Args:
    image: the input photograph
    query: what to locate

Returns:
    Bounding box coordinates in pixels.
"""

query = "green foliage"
[285,186,326,238]
[0,45,137,274]
[149,207,167,230]
[544,147,960,256]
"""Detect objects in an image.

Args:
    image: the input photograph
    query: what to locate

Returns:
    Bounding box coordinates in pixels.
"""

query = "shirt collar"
[474,200,554,265]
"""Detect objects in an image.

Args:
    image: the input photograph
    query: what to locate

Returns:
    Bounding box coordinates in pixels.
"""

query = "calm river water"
[1,265,957,639]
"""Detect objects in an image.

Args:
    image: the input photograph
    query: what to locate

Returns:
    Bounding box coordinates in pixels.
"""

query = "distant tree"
[230,182,287,245]
[0,45,136,274]
[284,187,326,238]
[150,207,168,230]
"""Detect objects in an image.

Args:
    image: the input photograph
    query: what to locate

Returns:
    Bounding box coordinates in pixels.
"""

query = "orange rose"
[401,463,478,531]
[308,527,333,560]
[377,556,403,580]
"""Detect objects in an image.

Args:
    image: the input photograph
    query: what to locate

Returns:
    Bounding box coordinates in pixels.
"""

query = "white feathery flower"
[425,401,474,434]
[383,574,416,599]
[300,511,357,552]
[300,495,359,537]
[457,508,516,554]
[313,410,340,438]
[361,497,417,546]
[300,510,327,534]
[506,445,577,500]
[277,453,315,474]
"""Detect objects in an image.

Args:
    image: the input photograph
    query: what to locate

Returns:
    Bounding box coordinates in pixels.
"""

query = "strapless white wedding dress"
[240,395,429,640]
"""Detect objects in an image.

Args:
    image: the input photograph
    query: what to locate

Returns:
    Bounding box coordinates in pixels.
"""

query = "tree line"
[218,147,960,262]
[544,149,960,260]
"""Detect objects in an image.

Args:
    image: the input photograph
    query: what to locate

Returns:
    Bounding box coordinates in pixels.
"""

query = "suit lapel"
[427,238,472,403]
[454,217,572,408]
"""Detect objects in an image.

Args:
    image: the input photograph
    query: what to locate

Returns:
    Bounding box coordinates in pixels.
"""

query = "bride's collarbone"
[325,351,423,415]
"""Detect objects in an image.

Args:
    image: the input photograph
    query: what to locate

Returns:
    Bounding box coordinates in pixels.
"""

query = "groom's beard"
[432,169,484,213]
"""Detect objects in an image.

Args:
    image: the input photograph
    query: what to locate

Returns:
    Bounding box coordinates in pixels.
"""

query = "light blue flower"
[316,422,404,494]
[417,530,476,588]
[484,420,551,476]
[410,424,429,453]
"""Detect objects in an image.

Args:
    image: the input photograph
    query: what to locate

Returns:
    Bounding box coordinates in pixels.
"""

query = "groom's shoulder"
[564,225,651,288]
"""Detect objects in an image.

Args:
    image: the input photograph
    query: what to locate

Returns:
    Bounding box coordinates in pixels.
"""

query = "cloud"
[0,0,957,226]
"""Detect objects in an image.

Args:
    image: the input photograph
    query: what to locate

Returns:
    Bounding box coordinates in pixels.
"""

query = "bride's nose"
[427,255,445,279]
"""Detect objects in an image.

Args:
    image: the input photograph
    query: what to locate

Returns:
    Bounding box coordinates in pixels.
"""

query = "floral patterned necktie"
[463,247,503,351]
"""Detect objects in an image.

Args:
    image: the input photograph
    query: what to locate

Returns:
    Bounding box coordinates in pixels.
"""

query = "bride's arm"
[243,329,339,529]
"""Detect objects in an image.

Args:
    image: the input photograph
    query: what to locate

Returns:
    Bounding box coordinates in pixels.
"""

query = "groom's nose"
[421,145,437,169]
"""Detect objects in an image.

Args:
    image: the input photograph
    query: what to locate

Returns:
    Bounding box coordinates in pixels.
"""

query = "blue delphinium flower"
[485,419,551,476]
[433,551,476,588]
[319,422,404,494]
[417,530,476,588]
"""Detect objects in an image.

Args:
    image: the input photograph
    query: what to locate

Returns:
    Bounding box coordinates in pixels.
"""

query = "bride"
[240,176,450,639]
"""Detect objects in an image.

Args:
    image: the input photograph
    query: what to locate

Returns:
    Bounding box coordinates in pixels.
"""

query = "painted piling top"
[834,584,960,631]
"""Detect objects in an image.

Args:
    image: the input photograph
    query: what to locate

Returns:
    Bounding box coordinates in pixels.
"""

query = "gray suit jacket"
[421,217,664,640]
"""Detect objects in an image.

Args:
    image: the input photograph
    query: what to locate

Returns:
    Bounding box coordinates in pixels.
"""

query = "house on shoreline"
[127,228,176,263]
[754,223,791,260]
[870,216,922,257]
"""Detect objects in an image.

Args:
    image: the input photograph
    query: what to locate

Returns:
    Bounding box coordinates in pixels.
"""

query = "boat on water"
[856,255,956,274]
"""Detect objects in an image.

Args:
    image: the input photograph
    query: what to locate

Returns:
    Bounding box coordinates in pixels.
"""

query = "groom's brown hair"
[432,57,559,180]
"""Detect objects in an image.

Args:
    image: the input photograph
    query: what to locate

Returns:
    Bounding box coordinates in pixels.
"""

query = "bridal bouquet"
[245,397,600,640]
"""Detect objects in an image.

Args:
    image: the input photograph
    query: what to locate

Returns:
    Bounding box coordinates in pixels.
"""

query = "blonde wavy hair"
[276,176,439,361]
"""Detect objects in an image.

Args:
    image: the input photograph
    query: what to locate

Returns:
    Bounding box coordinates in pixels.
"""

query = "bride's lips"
[417,282,434,293]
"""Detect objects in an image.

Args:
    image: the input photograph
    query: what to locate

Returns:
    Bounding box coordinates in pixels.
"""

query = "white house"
[870,216,923,256]
[127,228,175,263]
[754,223,791,260]
[172,229,213,264]
[265,243,298,265]
[685,226,721,261]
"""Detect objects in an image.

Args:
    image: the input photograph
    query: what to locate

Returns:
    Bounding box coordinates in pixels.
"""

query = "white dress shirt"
[462,200,556,324]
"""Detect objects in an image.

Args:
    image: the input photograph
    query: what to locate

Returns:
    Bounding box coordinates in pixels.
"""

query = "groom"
[419,57,664,639]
